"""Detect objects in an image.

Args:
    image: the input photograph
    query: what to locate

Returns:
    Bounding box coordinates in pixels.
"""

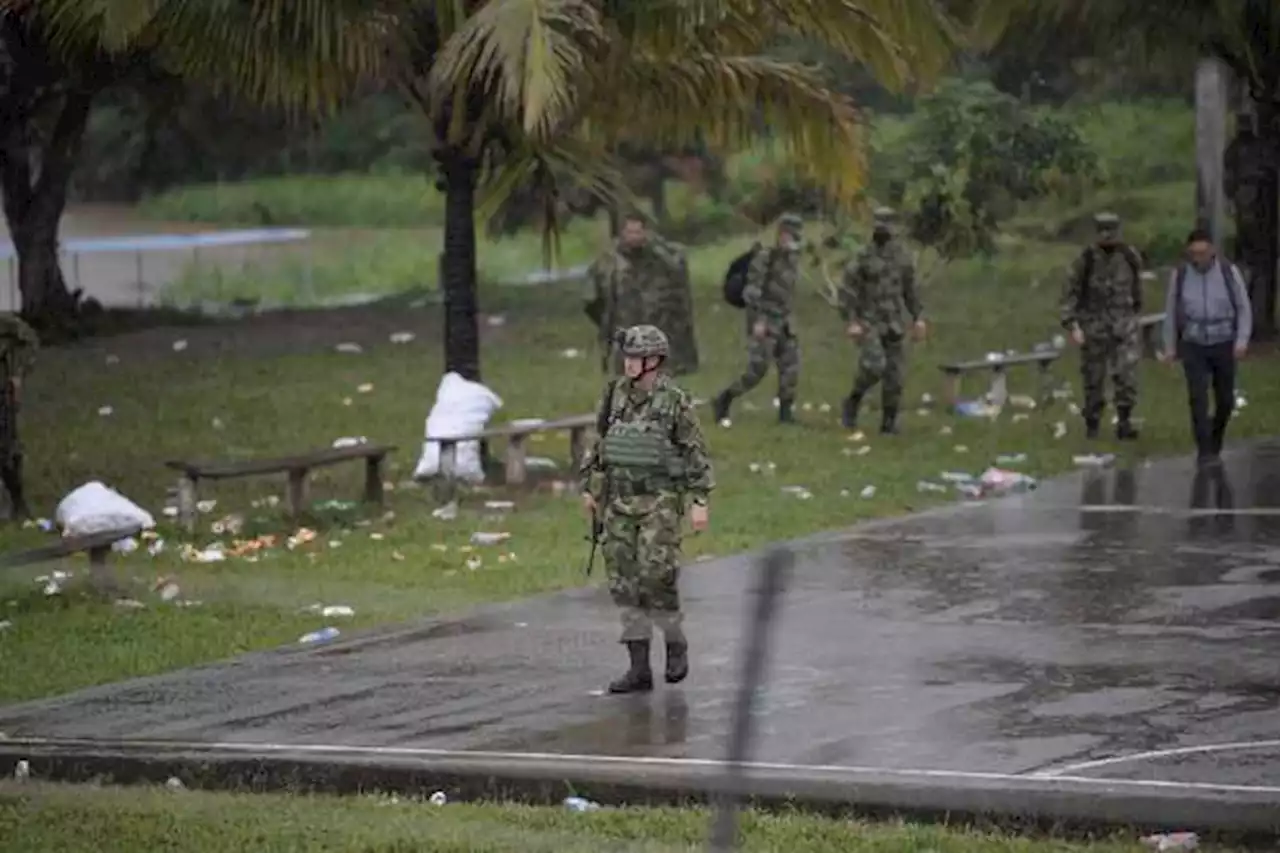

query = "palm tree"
[0,0,389,334]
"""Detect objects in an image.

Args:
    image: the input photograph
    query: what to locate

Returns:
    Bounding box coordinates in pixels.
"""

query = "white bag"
[413,372,504,484]
[55,481,156,538]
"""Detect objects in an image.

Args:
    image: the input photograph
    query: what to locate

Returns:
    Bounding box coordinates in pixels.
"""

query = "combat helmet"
[618,324,669,358]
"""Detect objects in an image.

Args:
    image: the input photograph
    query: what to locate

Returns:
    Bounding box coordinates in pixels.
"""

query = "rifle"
[584,378,619,576]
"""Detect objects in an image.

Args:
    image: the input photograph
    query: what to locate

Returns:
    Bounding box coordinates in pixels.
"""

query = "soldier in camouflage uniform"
[1060,211,1144,440]
[838,207,925,435]
[0,313,38,520]
[711,213,803,425]
[579,324,713,694]
[583,214,699,376]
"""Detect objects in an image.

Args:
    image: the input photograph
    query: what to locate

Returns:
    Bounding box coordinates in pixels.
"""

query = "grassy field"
[0,781,1185,852]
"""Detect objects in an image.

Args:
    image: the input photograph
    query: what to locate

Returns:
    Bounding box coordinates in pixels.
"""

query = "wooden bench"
[939,350,1062,408]
[423,414,595,489]
[1138,312,1166,357]
[0,525,144,595]
[165,443,395,532]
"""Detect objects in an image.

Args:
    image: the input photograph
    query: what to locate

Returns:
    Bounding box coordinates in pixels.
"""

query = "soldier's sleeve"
[672,393,714,504]
[578,384,612,497]
[1060,253,1084,330]
[901,252,923,322]
[583,257,606,326]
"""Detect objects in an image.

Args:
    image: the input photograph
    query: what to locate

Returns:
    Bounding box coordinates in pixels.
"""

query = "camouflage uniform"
[1060,211,1143,439]
[579,324,714,693]
[0,313,37,519]
[711,213,803,424]
[583,233,699,376]
[839,207,921,434]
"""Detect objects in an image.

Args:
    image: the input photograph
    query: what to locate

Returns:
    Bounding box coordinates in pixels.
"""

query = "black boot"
[1,455,30,521]
[841,393,862,429]
[665,641,688,684]
[712,391,733,423]
[880,406,899,435]
[1084,416,1100,440]
[778,399,795,424]
[608,640,653,694]
[1115,407,1139,441]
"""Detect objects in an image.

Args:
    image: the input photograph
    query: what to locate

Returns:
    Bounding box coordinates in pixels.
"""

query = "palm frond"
[427,0,603,139]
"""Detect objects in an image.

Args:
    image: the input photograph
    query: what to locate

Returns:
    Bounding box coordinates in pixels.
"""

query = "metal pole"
[135,250,145,308]
[1195,56,1230,246]
[707,546,794,853]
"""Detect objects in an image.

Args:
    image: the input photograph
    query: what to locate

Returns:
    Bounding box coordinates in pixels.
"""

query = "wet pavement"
[2,443,1280,794]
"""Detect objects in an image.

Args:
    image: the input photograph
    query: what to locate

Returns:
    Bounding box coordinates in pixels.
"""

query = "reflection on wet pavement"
[1,443,1279,787]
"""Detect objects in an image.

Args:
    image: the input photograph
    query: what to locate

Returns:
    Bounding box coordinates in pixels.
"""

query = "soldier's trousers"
[600,498,686,644]
[724,326,799,403]
[1080,329,1139,419]
[852,331,906,410]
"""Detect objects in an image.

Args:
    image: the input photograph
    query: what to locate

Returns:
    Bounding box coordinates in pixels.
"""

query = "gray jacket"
[1161,257,1252,353]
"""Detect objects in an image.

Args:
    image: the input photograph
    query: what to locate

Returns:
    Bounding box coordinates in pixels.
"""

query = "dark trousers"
[1179,340,1236,456]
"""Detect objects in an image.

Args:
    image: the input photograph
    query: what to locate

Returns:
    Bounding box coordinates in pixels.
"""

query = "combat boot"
[880,406,899,435]
[712,391,733,424]
[1115,407,1139,441]
[841,393,862,429]
[665,641,689,684]
[608,640,654,694]
[778,399,795,424]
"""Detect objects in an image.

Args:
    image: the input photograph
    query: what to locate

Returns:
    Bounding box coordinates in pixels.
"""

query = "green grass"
[0,781,1186,852]
[3,188,1278,706]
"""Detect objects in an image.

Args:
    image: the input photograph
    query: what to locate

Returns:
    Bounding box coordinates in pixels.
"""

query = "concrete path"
[2,443,1280,830]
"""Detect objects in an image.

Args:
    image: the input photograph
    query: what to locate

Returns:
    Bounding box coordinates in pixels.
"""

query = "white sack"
[413,372,503,484]
[55,481,156,538]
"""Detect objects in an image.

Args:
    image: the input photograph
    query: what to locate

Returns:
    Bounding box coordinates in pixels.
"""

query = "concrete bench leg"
[87,544,123,597]
[364,454,385,505]
[286,468,310,518]
[434,441,459,504]
[177,475,199,533]
[505,435,528,485]
[1037,362,1053,409]
[942,372,961,406]
[569,426,587,470]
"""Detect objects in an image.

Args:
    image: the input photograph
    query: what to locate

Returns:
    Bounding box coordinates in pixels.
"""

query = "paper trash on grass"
[484,500,515,511]
[561,348,582,359]
[526,456,558,471]
[916,481,948,493]
[470,531,511,546]
[335,342,364,353]
[859,485,876,499]
[781,485,813,500]
[1073,453,1115,468]
[97,405,113,417]
[389,331,415,344]
[333,436,369,449]
[1141,833,1198,852]
[995,453,1028,465]
[955,400,1000,418]
[180,543,226,563]
[1008,395,1037,410]
[112,536,138,555]
[1051,421,1067,439]
[979,467,1037,495]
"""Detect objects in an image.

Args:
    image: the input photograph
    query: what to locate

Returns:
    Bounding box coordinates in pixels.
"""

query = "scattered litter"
[839,489,850,497]
[772,397,780,408]
[429,791,448,806]
[802,402,813,411]
[1051,387,1073,400]
[780,485,813,500]
[389,331,415,344]
[718,418,732,428]
[97,405,113,417]
[995,453,1028,465]
[211,417,224,430]
[818,403,832,413]
[955,400,1000,418]
[157,581,181,602]
[1052,421,1067,439]
[391,550,405,561]
[180,544,225,563]
[561,348,582,358]
[527,456,558,471]
[1067,403,1081,415]
[172,339,188,352]
[470,532,511,546]
[979,467,1037,496]
[916,481,948,494]
[13,760,29,780]
[956,483,985,500]
[335,342,363,353]
[1142,833,1198,852]
[114,598,145,609]
[250,495,281,509]
[1008,395,1037,410]
[1052,334,1067,349]
[563,796,601,812]
[859,485,876,499]
[915,408,930,416]
[316,605,354,617]
[299,627,340,644]
[0,619,10,631]
[486,314,506,327]
[112,537,138,555]
[939,425,953,436]
[953,445,969,453]
[1011,413,1030,423]
[847,431,865,442]
[210,514,243,536]
[105,354,119,364]
[286,529,317,549]
[1073,453,1115,468]
[855,445,871,456]
[165,777,185,791]
[484,500,515,511]
[984,351,1005,363]
[465,556,483,570]
[332,436,368,449]
[940,471,975,484]
[921,393,934,405]
[1235,393,1248,409]
[357,383,374,394]
[196,500,217,513]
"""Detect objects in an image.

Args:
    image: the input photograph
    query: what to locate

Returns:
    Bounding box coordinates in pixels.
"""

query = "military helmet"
[619,324,669,358]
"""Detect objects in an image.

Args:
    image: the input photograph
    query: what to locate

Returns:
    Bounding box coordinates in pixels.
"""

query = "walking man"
[839,207,925,434]
[0,312,38,520]
[583,213,698,376]
[580,324,713,694]
[1060,211,1145,440]
[711,213,803,425]
[1159,228,1252,466]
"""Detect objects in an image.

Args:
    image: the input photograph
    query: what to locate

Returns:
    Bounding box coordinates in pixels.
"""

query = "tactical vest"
[600,419,686,482]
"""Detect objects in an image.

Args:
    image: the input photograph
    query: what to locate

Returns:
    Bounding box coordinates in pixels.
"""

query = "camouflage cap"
[778,213,804,233]
[619,324,669,358]
[1094,211,1121,229]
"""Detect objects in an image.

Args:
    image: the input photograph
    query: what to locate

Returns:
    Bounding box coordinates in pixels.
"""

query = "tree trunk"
[436,149,482,381]
[1230,96,1279,341]
[0,88,93,333]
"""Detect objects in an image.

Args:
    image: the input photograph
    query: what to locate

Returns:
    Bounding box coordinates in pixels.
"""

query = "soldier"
[583,214,699,376]
[0,313,38,520]
[838,207,925,435]
[1060,211,1144,440]
[711,213,803,425]
[579,324,713,694]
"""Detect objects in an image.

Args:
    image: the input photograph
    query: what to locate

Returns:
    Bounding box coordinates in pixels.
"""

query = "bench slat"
[166,444,395,479]
[0,525,144,569]
[940,352,1060,372]
[424,414,595,445]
